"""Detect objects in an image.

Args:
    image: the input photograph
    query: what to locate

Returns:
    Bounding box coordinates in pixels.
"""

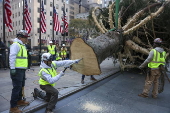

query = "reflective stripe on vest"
[38,62,57,86]
[15,42,28,69]
[148,49,166,68]
[47,45,56,55]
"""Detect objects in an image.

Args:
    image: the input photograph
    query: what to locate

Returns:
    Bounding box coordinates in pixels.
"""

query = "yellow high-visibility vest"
[15,42,28,69]
[38,62,57,86]
[148,49,166,68]
[47,45,56,55]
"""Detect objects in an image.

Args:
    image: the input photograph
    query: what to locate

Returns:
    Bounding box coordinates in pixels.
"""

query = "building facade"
[0,0,70,47]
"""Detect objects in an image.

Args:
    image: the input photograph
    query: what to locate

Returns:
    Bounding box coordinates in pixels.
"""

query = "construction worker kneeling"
[35,53,79,113]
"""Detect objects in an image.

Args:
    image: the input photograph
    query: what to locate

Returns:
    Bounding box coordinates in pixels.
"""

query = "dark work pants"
[81,75,94,80]
[1,52,7,68]
[10,69,26,108]
[40,85,59,110]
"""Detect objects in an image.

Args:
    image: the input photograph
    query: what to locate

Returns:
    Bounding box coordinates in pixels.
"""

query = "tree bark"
[70,31,124,75]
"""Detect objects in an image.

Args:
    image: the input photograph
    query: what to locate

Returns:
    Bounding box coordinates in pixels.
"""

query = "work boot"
[45,108,53,113]
[10,107,22,113]
[17,100,30,106]
[81,80,84,84]
[138,93,148,98]
[91,77,97,81]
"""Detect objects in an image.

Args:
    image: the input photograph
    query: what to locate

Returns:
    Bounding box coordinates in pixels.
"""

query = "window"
[38,8,40,13]
[13,22,14,27]
[50,20,52,25]
[15,13,17,17]
[13,14,14,18]
[19,21,20,25]
[56,4,59,9]
[37,0,40,3]
[29,8,31,13]
[37,28,40,33]
[66,8,68,12]
[50,11,52,16]
[37,18,40,23]
[44,0,46,5]
[16,21,17,26]
[50,2,52,7]
[56,32,58,35]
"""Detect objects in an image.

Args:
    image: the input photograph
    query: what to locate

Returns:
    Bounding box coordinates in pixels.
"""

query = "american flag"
[62,8,68,33]
[4,0,13,32]
[41,0,46,33]
[24,0,32,34]
[53,7,62,33]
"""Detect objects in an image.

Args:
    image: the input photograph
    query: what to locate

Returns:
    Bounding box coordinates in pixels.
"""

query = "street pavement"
[0,58,120,113]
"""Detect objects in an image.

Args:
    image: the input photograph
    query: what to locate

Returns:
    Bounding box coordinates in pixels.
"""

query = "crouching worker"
[38,53,79,113]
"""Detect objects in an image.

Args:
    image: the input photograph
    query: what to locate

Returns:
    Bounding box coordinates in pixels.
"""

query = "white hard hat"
[62,44,65,46]
[17,30,30,38]
[154,38,162,43]
[49,41,53,43]
[41,53,52,61]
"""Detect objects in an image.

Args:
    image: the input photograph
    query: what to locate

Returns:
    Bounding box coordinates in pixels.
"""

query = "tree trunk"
[70,31,124,75]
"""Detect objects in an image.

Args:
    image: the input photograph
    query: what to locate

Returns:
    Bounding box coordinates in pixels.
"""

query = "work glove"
[59,71,65,76]
[10,69,16,76]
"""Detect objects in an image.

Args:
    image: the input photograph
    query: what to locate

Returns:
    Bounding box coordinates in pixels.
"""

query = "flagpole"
[63,2,65,44]
[39,0,42,63]
[23,0,25,30]
[2,0,5,43]
[52,0,54,44]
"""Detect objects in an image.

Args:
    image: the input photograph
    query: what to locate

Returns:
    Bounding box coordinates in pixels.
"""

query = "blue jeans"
[10,69,26,108]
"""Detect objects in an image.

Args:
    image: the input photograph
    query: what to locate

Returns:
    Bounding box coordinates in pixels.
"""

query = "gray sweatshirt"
[139,47,165,68]
[40,60,76,84]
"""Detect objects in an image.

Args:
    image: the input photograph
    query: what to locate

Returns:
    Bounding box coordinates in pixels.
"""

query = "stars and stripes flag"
[62,8,68,33]
[24,0,32,34]
[41,0,46,33]
[4,0,13,32]
[53,7,62,33]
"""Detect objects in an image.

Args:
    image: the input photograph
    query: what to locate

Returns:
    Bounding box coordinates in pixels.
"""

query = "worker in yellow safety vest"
[37,53,80,113]
[47,41,57,60]
[138,38,166,99]
[9,30,30,113]
[60,44,67,60]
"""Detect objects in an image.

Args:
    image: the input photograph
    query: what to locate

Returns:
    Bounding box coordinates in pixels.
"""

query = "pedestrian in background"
[0,38,7,70]
[60,44,67,60]
[47,41,57,61]
[38,52,80,113]
[138,38,166,99]
[81,75,97,84]
[9,30,30,113]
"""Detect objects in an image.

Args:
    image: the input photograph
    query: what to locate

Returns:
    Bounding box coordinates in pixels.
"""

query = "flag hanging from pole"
[41,0,46,33]
[4,0,13,32]
[53,7,62,33]
[62,8,68,33]
[24,0,32,34]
